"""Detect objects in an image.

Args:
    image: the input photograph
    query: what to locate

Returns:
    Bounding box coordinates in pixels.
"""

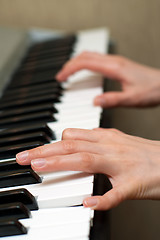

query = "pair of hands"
[16,52,160,210]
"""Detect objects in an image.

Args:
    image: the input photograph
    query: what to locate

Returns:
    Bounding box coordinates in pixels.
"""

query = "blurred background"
[0,0,160,239]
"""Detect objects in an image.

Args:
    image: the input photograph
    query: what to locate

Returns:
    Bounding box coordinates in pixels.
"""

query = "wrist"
[143,143,160,200]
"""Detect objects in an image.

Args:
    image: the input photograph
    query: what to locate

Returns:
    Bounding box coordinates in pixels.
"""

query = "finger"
[56,52,124,82]
[56,52,105,81]
[16,139,106,165]
[62,128,102,142]
[83,185,130,210]
[31,152,105,173]
[94,91,131,108]
[62,128,125,143]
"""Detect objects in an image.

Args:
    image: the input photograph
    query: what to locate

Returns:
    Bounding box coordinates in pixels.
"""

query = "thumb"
[83,187,127,211]
[94,91,130,108]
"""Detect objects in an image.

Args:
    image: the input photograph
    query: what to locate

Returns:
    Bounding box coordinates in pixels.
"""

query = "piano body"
[0,27,111,239]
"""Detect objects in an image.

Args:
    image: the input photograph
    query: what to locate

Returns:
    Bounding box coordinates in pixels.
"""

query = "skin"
[16,128,160,211]
[56,52,160,108]
[16,53,160,210]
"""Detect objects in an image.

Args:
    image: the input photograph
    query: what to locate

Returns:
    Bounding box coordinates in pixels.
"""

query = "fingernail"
[16,151,29,162]
[94,96,105,106]
[83,198,98,208]
[31,158,46,168]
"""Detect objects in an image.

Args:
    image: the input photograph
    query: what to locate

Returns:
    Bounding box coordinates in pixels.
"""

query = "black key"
[0,141,43,160]
[0,94,60,110]
[7,70,58,86]
[21,56,69,70]
[26,48,71,60]
[10,69,57,84]
[0,160,31,172]
[18,63,65,74]
[0,188,38,210]
[0,123,55,140]
[1,87,62,102]
[24,48,72,62]
[0,103,58,119]
[0,219,27,237]
[23,54,68,64]
[17,57,68,74]
[26,45,72,56]
[0,202,30,220]
[28,35,76,52]
[29,39,75,53]
[0,169,42,188]
[7,78,60,89]
[0,131,51,147]
[5,80,63,93]
[0,110,57,128]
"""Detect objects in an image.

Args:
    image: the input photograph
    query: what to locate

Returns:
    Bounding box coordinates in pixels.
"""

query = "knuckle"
[115,55,126,64]
[34,146,44,157]
[78,51,93,60]
[103,190,124,210]
[93,128,122,142]
[62,128,72,139]
[109,128,121,134]
[115,188,125,203]
[115,144,124,154]
[112,55,127,70]
[80,152,95,172]
[113,94,121,103]
[110,128,120,133]
[63,59,72,68]
[62,140,76,153]
[80,51,90,57]
[52,156,61,165]
[106,128,120,137]
[116,143,131,155]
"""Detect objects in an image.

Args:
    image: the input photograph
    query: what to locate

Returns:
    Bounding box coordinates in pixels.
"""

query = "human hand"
[16,128,160,210]
[56,52,160,108]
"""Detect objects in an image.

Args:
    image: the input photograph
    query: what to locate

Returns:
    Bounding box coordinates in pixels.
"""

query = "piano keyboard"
[0,27,110,239]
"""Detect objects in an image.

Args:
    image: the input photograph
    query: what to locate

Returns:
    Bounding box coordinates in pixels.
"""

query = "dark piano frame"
[90,41,116,240]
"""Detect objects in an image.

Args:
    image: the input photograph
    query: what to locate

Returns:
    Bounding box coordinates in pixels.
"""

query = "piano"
[0,27,112,239]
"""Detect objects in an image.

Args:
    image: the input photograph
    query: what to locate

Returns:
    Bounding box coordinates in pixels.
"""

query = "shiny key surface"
[0,28,110,239]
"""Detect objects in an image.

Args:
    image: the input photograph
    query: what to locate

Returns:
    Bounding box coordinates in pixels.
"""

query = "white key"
[4,206,93,239]
[21,206,92,228]
[0,171,94,208]
[0,28,110,240]
[2,207,93,240]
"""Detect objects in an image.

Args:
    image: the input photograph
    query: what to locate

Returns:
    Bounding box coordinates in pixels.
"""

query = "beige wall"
[0,0,160,67]
[1,0,160,239]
